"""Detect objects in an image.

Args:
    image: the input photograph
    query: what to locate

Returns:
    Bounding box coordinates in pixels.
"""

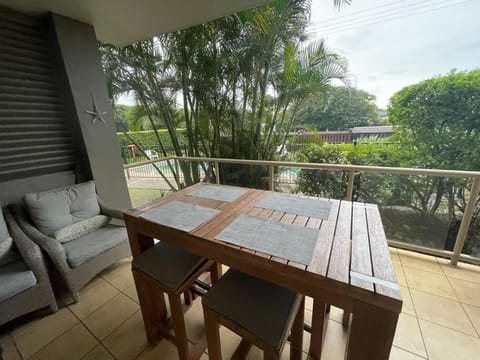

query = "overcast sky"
[309,0,480,108]
[117,0,480,109]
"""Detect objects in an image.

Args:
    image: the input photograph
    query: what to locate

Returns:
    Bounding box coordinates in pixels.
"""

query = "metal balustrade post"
[269,164,275,191]
[214,161,220,184]
[451,177,480,266]
[174,158,180,190]
[346,170,355,201]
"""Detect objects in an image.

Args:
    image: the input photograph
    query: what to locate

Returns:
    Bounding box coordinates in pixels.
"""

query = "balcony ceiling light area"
[0,0,271,45]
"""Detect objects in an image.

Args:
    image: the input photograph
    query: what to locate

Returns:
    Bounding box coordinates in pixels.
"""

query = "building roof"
[351,125,394,134]
[0,0,271,46]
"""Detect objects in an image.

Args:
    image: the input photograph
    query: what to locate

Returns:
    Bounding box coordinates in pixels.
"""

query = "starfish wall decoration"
[85,92,107,124]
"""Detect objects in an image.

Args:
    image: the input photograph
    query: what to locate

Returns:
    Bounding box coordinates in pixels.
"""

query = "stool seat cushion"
[132,242,207,292]
[202,269,300,352]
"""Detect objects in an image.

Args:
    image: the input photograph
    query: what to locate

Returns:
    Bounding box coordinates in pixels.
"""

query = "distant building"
[351,125,394,141]
[289,125,394,145]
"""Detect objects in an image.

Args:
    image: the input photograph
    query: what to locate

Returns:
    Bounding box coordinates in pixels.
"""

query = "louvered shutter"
[0,9,76,182]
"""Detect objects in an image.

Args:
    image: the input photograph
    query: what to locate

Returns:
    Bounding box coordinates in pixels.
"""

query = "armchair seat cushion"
[0,210,20,267]
[63,225,127,268]
[0,260,37,303]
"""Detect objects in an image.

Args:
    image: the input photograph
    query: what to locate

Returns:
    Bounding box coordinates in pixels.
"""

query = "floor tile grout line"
[458,302,480,339]
[99,309,148,360]
[440,263,480,339]
[435,257,480,286]
[71,300,123,360]
[405,285,459,303]
[81,292,140,341]
[399,259,460,303]
[408,313,429,359]
[401,283,417,317]
[399,252,480,284]
[398,254,430,359]
[408,282,479,336]
[120,286,139,304]
[414,312,479,338]
[6,332,24,360]
[80,342,116,360]
[394,256,409,288]
[21,308,81,360]
[392,345,429,360]
[401,263,447,277]
[418,317,480,342]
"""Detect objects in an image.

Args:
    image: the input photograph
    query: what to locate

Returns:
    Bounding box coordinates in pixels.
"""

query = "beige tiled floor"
[1,249,480,360]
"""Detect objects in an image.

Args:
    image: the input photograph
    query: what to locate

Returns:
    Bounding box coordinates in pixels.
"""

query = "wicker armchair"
[0,207,57,326]
[10,195,131,303]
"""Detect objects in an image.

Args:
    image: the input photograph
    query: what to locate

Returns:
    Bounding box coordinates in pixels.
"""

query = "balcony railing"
[124,156,480,267]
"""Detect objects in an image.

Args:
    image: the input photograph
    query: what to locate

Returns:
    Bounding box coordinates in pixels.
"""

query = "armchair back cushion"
[24,181,100,236]
[0,209,20,267]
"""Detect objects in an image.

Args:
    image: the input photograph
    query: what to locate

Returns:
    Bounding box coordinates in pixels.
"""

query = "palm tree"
[99,0,352,188]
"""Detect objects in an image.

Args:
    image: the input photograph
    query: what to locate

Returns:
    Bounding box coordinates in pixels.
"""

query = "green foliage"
[388,69,480,252]
[388,69,480,171]
[295,144,349,198]
[100,0,349,188]
[117,130,186,148]
[113,104,130,131]
[296,86,380,130]
[128,188,168,207]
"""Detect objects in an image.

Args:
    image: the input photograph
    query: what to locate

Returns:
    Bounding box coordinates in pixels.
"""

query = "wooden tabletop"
[124,183,402,313]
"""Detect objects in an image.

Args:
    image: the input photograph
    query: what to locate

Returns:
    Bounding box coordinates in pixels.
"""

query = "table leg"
[309,299,328,359]
[342,310,350,327]
[345,300,399,360]
[125,221,155,257]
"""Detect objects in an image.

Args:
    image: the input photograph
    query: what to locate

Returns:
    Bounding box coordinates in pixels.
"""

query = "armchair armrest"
[3,208,48,280]
[97,195,125,221]
[9,204,69,272]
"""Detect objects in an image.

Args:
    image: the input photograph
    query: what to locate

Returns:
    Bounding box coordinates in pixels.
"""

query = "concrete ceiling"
[0,0,271,46]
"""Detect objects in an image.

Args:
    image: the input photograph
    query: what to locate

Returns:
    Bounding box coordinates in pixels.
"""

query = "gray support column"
[50,14,131,209]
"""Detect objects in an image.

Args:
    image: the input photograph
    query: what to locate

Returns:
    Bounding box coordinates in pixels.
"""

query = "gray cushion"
[53,215,111,243]
[24,181,100,236]
[202,270,300,352]
[132,242,207,292]
[63,225,127,268]
[0,260,37,303]
[0,237,21,267]
[0,209,21,267]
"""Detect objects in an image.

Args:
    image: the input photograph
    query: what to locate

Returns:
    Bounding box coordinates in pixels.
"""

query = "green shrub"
[295,144,349,198]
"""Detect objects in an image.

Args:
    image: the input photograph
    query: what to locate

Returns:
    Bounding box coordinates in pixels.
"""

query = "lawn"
[128,188,168,207]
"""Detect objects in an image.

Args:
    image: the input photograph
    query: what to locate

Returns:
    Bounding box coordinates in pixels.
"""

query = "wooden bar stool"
[202,269,304,360]
[132,241,221,360]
